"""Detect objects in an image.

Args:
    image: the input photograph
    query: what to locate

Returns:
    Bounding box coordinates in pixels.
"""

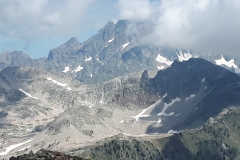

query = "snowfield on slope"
[215,56,240,73]
[0,139,34,156]
[47,77,72,91]
[19,88,38,99]
[108,37,114,42]
[157,98,180,116]
[62,66,70,73]
[72,65,83,74]
[155,54,173,66]
[85,57,92,62]
[122,42,130,50]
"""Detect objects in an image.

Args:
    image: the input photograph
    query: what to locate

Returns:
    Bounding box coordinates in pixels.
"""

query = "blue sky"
[0,0,118,58]
[0,29,99,58]
[0,0,240,58]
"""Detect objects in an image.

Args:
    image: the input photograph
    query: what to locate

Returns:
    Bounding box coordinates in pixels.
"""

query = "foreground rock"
[9,149,87,160]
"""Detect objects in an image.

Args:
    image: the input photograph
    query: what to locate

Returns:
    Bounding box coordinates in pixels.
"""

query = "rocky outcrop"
[10,149,87,160]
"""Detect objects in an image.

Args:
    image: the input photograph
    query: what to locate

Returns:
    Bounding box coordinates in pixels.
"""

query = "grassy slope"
[75,107,240,160]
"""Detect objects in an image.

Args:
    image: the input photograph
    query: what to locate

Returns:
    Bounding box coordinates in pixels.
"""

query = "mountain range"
[1,20,240,84]
[1,19,240,160]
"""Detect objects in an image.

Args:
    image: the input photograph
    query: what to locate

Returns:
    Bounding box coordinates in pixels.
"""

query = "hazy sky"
[0,0,240,58]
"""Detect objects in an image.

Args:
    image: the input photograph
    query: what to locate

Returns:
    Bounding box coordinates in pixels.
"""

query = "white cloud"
[0,0,117,41]
[118,0,153,20]
[118,0,240,57]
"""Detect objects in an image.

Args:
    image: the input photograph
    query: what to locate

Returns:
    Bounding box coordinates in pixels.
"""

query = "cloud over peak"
[118,0,240,56]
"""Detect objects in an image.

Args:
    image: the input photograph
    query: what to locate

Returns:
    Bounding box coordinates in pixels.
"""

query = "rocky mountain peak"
[11,51,30,58]
[102,21,115,30]
[115,19,130,33]
[0,51,30,60]
[66,37,79,45]
[47,37,81,61]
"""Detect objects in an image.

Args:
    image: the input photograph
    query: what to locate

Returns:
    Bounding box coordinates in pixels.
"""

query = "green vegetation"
[76,107,240,160]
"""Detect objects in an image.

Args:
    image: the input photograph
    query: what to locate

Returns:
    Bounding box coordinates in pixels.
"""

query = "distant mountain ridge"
[1,19,239,85]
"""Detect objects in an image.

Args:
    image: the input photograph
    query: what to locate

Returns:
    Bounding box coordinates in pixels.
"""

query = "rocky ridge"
[2,20,239,85]
[1,58,240,158]
[9,149,87,160]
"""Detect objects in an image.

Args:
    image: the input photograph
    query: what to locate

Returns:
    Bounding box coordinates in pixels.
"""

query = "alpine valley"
[1,20,240,160]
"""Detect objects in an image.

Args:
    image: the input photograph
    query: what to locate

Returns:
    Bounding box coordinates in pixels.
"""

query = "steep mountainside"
[1,58,240,159]
[133,58,240,133]
[76,107,240,160]
[45,20,161,84]
[0,20,162,84]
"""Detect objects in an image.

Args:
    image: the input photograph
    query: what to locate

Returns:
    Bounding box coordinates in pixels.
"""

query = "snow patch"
[120,132,153,137]
[158,112,175,116]
[62,66,70,73]
[163,93,168,98]
[26,128,32,132]
[176,50,193,62]
[72,65,83,74]
[85,57,92,62]
[131,100,162,121]
[175,113,181,116]
[120,120,124,124]
[215,56,240,73]
[100,100,103,105]
[56,82,67,87]
[19,88,38,100]
[18,145,30,151]
[150,119,162,123]
[47,77,72,91]
[131,108,151,121]
[185,94,195,101]
[67,87,72,91]
[108,37,114,42]
[155,54,173,65]
[168,130,178,134]
[0,139,34,156]
[157,98,180,116]
[96,58,101,62]
[122,42,130,50]
[157,65,165,70]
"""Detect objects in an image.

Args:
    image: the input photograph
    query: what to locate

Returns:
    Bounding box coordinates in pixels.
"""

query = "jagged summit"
[0,19,239,85]
[66,37,79,45]
[101,21,115,31]
[47,37,81,61]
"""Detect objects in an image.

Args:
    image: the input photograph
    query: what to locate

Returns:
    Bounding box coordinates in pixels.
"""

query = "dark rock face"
[9,149,87,160]
[149,58,239,100]
[140,58,240,132]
